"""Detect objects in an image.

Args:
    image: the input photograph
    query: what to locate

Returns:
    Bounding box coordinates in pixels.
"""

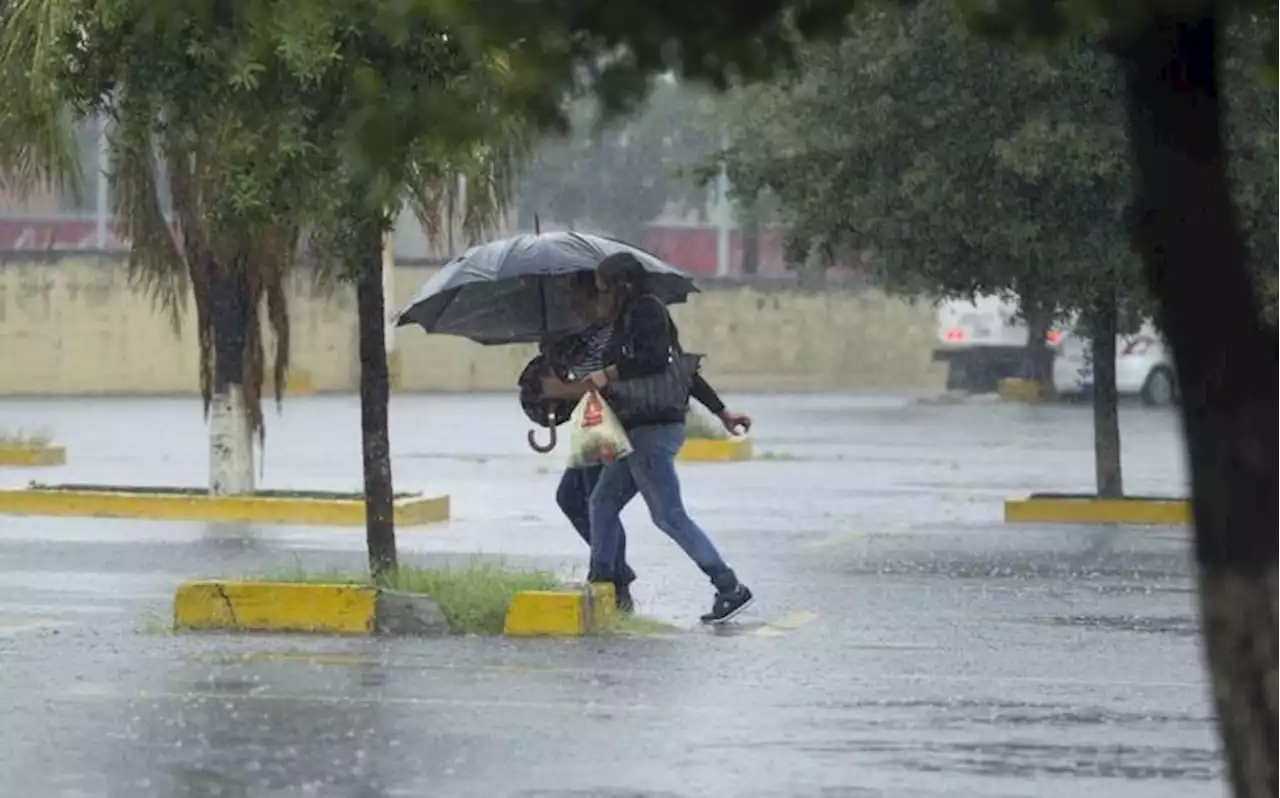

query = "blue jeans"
[588,423,738,593]
[556,465,636,589]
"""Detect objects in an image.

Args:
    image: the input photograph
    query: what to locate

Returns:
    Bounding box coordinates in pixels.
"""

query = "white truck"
[932,295,1061,393]
[933,295,1177,405]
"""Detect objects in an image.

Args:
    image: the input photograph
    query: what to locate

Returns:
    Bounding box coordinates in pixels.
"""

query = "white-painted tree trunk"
[208,385,255,495]
[382,232,396,355]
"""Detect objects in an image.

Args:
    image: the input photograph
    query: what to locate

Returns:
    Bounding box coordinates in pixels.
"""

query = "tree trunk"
[1088,292,1123,499]
[208,265,254,496]
[797,242,827,290]
[1118,17,1277,797]
[356,218,398,580]
[1020,294,1055,391]
[741,207,761,276]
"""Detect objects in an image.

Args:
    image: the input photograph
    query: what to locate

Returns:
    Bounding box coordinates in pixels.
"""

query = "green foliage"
[715,0,1275,322]
[3,0,533,437]
[421,0,861,123]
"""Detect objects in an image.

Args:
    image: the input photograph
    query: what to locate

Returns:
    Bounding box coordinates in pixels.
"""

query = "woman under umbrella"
[542,253,754,624]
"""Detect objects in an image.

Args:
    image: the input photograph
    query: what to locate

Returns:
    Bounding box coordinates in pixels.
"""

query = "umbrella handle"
[527,412,558,453]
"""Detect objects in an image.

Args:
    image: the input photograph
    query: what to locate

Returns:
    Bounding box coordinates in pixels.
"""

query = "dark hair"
[596,252,652,300]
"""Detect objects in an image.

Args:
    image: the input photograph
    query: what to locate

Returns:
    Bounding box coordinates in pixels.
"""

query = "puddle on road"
[817,697,1209,728]
[1039,613,1199,637]
[888,739,1221,782]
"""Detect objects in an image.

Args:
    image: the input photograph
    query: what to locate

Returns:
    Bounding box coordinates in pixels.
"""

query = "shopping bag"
[568,391,634,468]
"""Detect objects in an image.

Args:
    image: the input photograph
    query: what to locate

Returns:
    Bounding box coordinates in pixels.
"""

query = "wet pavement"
[0,393,1218,797]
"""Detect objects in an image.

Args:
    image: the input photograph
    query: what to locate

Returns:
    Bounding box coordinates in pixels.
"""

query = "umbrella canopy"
[392,231,698,345]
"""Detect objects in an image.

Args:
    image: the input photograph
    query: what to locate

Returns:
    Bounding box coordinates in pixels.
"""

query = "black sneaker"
[616,586,635,614]
[700,584,753,624]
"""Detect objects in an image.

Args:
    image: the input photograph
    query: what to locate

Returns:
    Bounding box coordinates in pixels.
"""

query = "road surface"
[0,394,1214,798]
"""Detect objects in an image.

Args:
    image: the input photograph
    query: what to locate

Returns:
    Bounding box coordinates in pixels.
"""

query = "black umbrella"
[391,231,698,345]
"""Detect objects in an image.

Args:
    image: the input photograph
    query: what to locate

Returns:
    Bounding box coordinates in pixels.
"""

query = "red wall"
[642,225,789,277]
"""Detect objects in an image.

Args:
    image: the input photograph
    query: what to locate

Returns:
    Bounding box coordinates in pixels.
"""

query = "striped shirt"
[565,323,613,379]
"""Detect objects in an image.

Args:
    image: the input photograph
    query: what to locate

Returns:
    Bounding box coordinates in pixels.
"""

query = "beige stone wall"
[0,257,943,396]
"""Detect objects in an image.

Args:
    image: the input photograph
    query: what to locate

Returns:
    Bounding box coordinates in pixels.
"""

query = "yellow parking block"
[504,583,616,637]
[677,437,753,463]
[997,378,1048,403]
[0,486,450,527]
[0,445,66,467]
[174,581,378,635]
[1004,495,1189,525]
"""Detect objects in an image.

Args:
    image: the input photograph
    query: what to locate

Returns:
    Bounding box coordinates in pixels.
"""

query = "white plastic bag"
[685,406,729,441]
[568,391,634,468]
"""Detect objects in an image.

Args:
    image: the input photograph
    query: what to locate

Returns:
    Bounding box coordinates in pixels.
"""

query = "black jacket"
[602,294,725,426]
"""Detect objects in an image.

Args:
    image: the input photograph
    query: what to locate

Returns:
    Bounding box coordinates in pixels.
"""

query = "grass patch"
[259,560,559,635]
[0,427,54,447]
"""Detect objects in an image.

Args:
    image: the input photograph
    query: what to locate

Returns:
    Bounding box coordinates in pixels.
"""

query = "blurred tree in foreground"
[976,5,1277,793]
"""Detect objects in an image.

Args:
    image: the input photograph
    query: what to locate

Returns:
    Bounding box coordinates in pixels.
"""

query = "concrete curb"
[677,437,754,463]
[0,485,450,526]
[504,583,617,636]
[1004,494,1189,526]
[173,580,450,636]
[997,378,1048,403]
[0,445,66,467]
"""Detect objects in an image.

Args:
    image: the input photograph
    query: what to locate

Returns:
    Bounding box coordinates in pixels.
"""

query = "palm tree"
[6,0,530,576]
[111,93,304,495]
[5,0,312,495]
[0,0,82,212]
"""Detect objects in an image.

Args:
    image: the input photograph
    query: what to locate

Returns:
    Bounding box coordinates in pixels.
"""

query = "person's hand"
[540,375,567,395]
[718,410,752,435]
[585,370,610,390]
[541,375,586,400]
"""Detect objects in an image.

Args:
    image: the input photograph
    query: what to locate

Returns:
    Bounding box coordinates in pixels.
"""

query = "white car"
[1052,324,1178,406]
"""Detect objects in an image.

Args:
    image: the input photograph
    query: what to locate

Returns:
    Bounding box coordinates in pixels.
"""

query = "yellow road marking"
[804,525,908,550]
[804,531,862,550]
[747,610,820,637]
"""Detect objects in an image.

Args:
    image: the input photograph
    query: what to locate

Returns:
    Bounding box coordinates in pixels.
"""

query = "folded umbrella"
[392,231,698,345]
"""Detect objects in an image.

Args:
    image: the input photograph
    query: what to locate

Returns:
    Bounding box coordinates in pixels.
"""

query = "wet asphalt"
[0,393,1217,798]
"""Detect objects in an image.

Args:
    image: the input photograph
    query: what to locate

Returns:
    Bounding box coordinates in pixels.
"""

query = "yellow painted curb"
[283,369,316,397]
[504,583,616,637]
[1004,495,1189,525]
[0,486,451,527]
[175,581,378,635]
[677,437,753,463]
[0,445,66,467]
[997,378,1047,403]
